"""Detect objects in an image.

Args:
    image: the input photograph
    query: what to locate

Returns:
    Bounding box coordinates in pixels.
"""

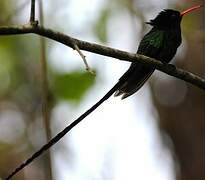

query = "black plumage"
[115,9,182,99]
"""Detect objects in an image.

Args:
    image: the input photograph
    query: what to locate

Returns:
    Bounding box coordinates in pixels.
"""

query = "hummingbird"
[75,5,202,120]
[114,5,202,99]
[70,5,202,138]
[5,5,202,180]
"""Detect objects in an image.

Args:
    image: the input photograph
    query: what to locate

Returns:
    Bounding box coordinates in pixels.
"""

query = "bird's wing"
[137,29,164,55]
[115,29,164,99]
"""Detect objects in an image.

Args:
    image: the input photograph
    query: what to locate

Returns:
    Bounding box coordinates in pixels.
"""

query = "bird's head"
[147,5,202,29]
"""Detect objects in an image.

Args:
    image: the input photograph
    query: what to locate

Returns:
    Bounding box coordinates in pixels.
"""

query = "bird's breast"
[159,29,182,63]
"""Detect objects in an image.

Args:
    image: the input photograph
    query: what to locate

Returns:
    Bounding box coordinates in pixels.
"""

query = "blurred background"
[0,0,204,180]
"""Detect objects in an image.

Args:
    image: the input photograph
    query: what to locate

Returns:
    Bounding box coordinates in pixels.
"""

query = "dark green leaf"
[93,8,110,43]
[52,71,96,102]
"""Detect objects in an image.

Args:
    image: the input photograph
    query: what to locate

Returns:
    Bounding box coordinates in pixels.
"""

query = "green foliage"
[0,35,40,98]
[181,15,198,36]
[93,8,110,43]
[52,71,96,102]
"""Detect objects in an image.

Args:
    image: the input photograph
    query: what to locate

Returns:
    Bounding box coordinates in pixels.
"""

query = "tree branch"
[30,0,36,23]
[0,24,204,91]
[38,0,53,180]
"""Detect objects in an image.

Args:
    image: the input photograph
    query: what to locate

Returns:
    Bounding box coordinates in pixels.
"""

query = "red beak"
[180,5,202,16]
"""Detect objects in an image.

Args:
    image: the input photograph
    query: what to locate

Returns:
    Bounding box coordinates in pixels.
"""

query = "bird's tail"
[5,80,123,180]
[114,64,154,99]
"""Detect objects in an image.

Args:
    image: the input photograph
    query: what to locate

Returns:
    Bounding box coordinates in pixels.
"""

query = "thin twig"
[74,44,95,74]
[30,0,35,23]
[38,0,53,180]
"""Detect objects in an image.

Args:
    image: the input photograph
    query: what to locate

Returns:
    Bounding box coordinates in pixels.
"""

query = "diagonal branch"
[0,24,205,91]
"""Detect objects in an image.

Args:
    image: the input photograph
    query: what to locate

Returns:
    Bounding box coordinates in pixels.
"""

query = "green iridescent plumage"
[140,30,164,49]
